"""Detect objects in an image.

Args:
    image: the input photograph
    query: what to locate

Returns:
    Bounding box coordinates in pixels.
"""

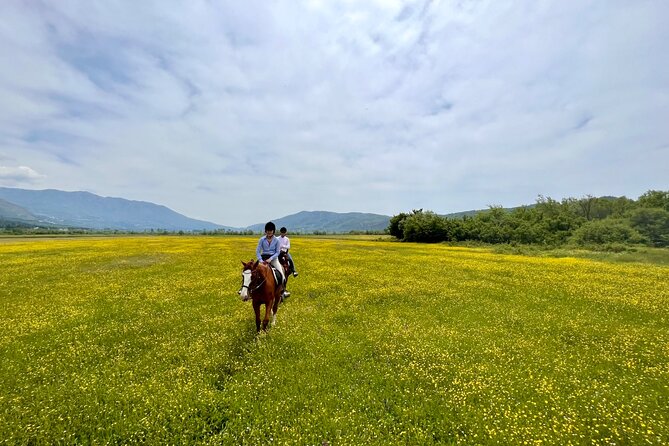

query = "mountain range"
[0,187,501,233]
[0,187,228,231]
[246,210,390,233]
[0,187,397,232]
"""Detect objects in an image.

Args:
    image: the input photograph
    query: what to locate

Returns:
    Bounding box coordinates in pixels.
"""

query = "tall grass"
[1,236,667,445]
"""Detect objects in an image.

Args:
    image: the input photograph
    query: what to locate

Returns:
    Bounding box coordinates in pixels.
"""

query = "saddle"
[261,255,285,287]
[271,267,284,287]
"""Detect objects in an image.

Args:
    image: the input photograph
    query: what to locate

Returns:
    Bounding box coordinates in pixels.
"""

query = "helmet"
[280,227,287,234]
[264,221,276,232]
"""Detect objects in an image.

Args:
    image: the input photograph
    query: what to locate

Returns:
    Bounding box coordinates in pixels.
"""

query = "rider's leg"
[288,252,297,276]
[269,257,286,285]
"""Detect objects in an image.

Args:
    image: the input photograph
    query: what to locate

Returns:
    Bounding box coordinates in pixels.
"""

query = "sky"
[1,0,667,227]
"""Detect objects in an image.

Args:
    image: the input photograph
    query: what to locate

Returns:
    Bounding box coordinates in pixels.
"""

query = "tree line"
[388,190,669,248]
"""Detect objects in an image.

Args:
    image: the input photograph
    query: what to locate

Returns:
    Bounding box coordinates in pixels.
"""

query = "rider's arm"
[284,236,291,252]
[256,237,264,261]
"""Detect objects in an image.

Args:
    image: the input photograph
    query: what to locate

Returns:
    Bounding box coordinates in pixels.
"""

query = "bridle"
[239,268,266,295]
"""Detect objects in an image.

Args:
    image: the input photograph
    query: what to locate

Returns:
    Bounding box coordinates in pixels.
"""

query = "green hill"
[0,187,230,231]
[246,210,390,233]
[0,198,39,222]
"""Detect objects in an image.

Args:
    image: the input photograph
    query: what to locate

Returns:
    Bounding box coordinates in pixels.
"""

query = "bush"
[401,211,449,243]
[637,190,669,211]
[387,212,409,239]
[569,219,646,246]
[628,207,669,247]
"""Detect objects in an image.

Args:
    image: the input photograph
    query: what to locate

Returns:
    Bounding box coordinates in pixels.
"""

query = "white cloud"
[0,0,667,226]
[0,165,46,183]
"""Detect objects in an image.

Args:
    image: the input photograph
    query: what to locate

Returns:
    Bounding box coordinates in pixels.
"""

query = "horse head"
[239,259,259,301]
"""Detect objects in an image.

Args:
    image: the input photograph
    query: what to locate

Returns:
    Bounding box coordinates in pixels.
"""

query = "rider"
[279,227,298,277]
[256,221,286,287]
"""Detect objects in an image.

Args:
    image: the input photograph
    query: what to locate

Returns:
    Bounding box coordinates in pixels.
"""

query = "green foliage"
[389,190,669,249]
[571,195,637,220]
[400,210,450,242]
[469,206,513,244]
[387,212,409,239]
[637,190,669,211]
[532,196,584,244]
[629,207,669,247]
[569,218,646,246]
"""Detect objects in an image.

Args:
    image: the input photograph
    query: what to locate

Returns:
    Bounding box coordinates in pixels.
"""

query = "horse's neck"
[257,265,273,283]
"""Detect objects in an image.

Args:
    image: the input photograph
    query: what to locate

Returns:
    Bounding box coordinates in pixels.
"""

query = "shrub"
[628,207,669,247]
[637,190,669,211]
[387,212,409,239]
[569,219,646,246]
[401,211,449,243]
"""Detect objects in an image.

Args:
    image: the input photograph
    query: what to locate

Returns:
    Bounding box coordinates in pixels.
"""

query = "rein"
[240,271,266,294]
[249,277,266,293]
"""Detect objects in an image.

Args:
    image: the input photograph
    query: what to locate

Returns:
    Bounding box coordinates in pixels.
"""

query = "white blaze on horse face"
[240,270,252,301]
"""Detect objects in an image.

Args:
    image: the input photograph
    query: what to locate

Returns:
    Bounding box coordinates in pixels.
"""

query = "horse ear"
[241,260,246,266]
[254,260,259,268]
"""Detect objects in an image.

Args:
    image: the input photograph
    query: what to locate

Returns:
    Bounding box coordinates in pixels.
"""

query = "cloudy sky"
[1,0,667,227]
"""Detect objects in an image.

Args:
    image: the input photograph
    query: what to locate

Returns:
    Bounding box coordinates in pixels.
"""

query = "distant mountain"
[0,187,555,234]
[0,187,230,231]
[0,197,52,228]
[440,205,531,219]
[0,198,39,222]
[440,210,481,219]
[246,210,391,233]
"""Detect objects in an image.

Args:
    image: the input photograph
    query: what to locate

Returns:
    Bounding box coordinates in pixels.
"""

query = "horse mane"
[255,262,276,290]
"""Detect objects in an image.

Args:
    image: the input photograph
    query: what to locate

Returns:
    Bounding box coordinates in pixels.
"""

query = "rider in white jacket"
[278,226,298,277]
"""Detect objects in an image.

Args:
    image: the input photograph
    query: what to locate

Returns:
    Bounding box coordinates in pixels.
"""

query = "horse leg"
[271,294,280,326]
[253,301,261,332]
[271,292,279,325]
[262,300,273,331]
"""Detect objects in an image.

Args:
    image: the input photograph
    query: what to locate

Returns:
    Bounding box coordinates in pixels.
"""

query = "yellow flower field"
[1,236,668,445]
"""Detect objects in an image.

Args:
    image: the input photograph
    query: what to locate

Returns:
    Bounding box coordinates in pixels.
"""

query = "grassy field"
[1,236,668,445]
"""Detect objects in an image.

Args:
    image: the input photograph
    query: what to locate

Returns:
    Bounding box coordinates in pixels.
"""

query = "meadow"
[1,236,668,445]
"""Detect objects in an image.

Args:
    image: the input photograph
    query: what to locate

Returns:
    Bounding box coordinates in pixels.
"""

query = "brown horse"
[239,259,284,331]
